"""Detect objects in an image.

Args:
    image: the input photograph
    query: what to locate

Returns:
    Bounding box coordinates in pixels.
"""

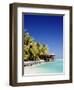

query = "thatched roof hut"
[39,54,55,62]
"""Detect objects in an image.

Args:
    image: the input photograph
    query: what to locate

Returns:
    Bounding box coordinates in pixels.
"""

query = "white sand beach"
[24,65,42,75]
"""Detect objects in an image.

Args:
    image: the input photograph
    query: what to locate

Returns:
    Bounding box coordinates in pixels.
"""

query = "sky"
[23,14,63,59]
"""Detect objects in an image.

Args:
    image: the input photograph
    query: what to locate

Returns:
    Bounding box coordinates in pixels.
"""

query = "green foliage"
[24,32,48,61]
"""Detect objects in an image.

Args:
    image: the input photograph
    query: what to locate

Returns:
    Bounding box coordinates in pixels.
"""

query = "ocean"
[24,59,63,75]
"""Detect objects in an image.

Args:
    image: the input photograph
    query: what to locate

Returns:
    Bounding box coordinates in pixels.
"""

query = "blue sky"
[23,14,63,59]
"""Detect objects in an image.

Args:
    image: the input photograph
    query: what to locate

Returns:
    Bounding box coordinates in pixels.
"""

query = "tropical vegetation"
[24,32,48,61]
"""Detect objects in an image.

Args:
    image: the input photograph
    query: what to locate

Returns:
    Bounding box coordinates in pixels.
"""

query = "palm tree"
[24,32,33,44]
[24,32,49,61]
[42,44,48,55]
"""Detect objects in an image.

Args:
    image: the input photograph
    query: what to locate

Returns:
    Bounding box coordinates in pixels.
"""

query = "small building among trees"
[39,54,55,62]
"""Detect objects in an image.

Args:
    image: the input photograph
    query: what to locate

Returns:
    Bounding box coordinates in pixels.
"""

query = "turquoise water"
[24,59,63,75]
[34,60,63,73]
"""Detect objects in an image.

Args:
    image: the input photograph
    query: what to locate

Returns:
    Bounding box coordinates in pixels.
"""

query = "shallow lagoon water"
[24,59,63,75]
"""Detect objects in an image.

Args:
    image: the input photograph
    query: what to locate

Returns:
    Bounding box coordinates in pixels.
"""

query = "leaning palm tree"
[42,44,48,55]
[24,32,33,45]
[24,31,49,61]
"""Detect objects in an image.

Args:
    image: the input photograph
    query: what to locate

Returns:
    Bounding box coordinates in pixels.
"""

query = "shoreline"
[24,60,45,66]
[24,60,63,75]
[24,59,63,67]
[24,59,54,67]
